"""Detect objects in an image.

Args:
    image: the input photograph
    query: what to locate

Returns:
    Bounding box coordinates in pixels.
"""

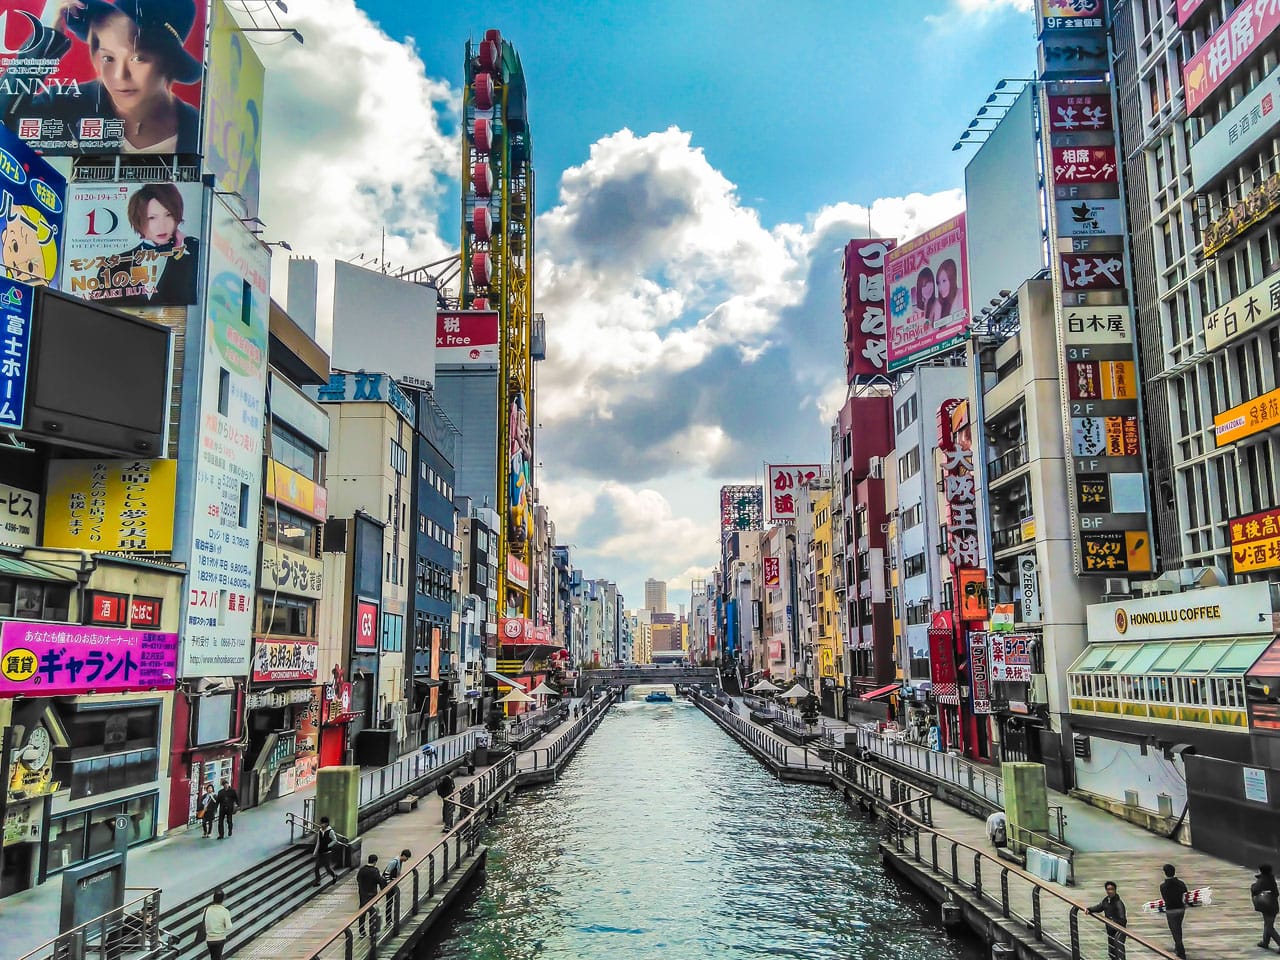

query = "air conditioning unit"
[1072,734,1091,759]
[869,456,884,479]
[1102,577,1132,601]
[1123,789,1139,808]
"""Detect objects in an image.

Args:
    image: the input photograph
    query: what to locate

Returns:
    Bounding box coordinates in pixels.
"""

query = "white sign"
[1087,581,1273,643]
[1061,306,1133,346]
[1018,554,1042,623]
[0,483,39,547]
[766,464,824,522]
[1054,198,1126,237]
[1203,272,1280,353]
[1191,62,1280,189]
[259,542,323,599]
[1244,767,1270,804]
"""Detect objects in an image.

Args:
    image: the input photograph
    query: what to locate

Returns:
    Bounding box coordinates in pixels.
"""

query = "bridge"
[578,666,721,691]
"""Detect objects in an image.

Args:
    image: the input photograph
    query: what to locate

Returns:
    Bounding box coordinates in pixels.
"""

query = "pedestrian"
[312,816,338,885]
[356,854,385,935]
[215,779,239,840]
[201,888,233,960]
[985,810,1007,848]
[382,848,410,924]
[1086,880,1128,960]
[437,772,457,828]
[199,783,218,838]
[1159,863,1189,959]
[1252,863,1280,951]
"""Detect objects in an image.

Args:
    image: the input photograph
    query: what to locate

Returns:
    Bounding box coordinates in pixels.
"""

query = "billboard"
[44,457,175,550]
[1185,2,1280,114]
[63,182,202,306]
[719,484,762,533]
[969,632,991,714]
[0,620,177,696]
[0,123,65,287]
[259,542,322,599]
[508,389,531,562]
[1191,62,1280,189]
[0,0,207,155]
[0,276,33,430]
[436,310,498,366]
[331,260,436,386]
[763,556,780,587]
[1177,0,1210,25]
[180,197,269,677]
[252,639,318,684]
[766,463,822,522]
[989,634,1033,683]
[1230,507,1280,574]
[885,213,969,371]
[0,481,37,545]
[204,0,264,218]
[354,599,378,652]
[842,238,895,382]
[1214,387,1280,448]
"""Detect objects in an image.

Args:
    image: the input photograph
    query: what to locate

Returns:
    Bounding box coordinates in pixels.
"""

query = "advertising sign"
[63,182,202,306]
[1214,387,1280,447]
[766,464,822,522]
[0,277,32,430]
[927,619,958,704]
[937,398,980,569]
[44,458,176,551]
[1067,360,1136,401]
[436,310,499,366]
[316,370,415,426]
[506,552,529,590]
[0,123,64,287]
[957,568,988,621]
[180,198,269,677]
[1050,145,1117,184]
[1184,0,1280,115]
[204,0,264,218]
[763,556,780,587]
[1191,63,1280,189]
[1203,271,1280,352]
[252,639,318,683]
[0,0,207,155]
[1018,554,1042,623]
[1204,170,1280,257]
[259,542,322,599]
[1038,0,1103,15]
[321,680,353,724]
[1054,197,1125,238]
[1229,507,1280,574]
[264,460,327,522]
[1177,0,1210,26]
[1062,305,1133,344]
[1088,581,1273,642]
[0,620,177,696]
[990,634,1033,683]
[354,599,378,652]
[1059,252,1125,290]
[969,632,991,714]
[842,237,896,381]
[719,484,763,533]
[0,481,37,545]
[1046,93,1111,134]
[885,213,969,371]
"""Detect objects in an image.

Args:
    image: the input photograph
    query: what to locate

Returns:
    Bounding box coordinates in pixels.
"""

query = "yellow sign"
[1020,518,1036,542]
[44,460,176,551]
[265,461,327,521]
[1214,387,1280,447]
[1229,507,1280,573]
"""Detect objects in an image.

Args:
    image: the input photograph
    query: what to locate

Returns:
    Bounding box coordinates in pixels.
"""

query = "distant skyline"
[252,0,1036,610]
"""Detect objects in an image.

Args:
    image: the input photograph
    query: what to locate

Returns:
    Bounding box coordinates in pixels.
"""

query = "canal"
[420,697,983,960]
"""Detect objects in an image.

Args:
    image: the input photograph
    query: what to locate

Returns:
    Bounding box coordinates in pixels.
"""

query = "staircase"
[159,844,331,960]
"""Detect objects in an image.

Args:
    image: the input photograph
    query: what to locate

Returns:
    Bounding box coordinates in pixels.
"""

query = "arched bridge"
[579,666,721,691]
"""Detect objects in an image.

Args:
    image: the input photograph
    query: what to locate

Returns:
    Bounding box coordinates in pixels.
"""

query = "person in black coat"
[356,855,385,935]
[1087,881,1128,960]
[1159,864,1189,959]
[215,779,238,840]
[312,816,338,885]
[1253,863,1280,951]
[437,773,457,828]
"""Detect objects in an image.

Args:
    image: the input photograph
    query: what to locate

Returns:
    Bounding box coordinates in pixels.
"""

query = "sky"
[246,0,1036,614]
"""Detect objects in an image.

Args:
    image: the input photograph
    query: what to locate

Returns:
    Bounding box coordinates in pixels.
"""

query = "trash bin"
[472,746,489,767]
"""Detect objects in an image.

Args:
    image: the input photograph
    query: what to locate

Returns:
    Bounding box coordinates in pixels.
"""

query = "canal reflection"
[420,699,983,960]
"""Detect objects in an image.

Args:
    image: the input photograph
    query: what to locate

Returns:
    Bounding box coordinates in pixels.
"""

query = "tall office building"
[644,578,668,614]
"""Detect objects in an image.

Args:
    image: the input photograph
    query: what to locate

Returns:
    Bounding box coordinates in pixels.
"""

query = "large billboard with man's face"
[885,213,970,372]
[0,0,207,155]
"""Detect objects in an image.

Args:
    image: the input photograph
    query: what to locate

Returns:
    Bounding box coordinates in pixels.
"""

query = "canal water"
[420,698,983,960]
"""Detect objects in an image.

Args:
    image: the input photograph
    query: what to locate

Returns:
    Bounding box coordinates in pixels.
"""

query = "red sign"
[252,639,319,683]
[321,681,353,724]
[436,310,499,365]
[130,597,163,630]
[990,634,1034,683]
[1184,1,1280,114]
[1046,94,1112,133]
[354,600,379,651]
[763,556,780,587]
[842,238,896,382]
[928,625,958,705]
[507,553,529,589]
[1051,145,1117,184]
[767,464,822,522]
[969,632,992,715]
[1060,252,1126,290]
[85,591,128,627]
[500,617,535,643]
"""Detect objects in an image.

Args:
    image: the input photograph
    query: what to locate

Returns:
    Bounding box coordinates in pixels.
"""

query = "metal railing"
[16,888,177,960]
[300,756,518,960]
[516,689,619,774]
[830,752,934,826]
[694,693,826,772]
[285,812,354,849]
[357,731,477,807]
[987,442,1029,483]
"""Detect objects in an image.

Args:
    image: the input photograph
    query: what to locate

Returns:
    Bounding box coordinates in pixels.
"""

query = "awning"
[0,555,77,582]
[859,682,900,702]
[487,671,523,688]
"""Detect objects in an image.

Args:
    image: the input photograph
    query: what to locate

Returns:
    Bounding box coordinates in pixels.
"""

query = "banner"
[1214,387,1280,448]
[767,464,822,522]
[928,621,958,704]
[1191,61,1280,189]
[842,238,896,382]
[763,556,780,587]
[0,123,65,287]
[0,277,32,431]
[252,639,318,683]
[44,458,176,551]
[989,634,1033,683]
[885,212,969,371]
[204,0,264,218]
[957,568,988,621]
[0,0,207,155]
[1229,507,1280,574]
[0,620,177,696]
[64,182,203,306]
[1184,0,1280,114]
[969,632,991,714]
[436,310,499,365]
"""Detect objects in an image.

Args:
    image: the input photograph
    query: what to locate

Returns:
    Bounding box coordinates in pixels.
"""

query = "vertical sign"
[1018,554,1042,622]
[1038,8,1153,577]
[766,464,823,522]
[969,632,992,715]
[928,613,958,705]
[0,278,34,430]
[763,556,780,587]
[843,237,896,382]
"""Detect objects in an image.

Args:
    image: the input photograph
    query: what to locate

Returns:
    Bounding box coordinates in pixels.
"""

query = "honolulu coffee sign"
[1088,582,1272,643]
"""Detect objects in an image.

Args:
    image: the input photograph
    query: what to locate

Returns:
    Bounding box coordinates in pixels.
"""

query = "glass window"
[258,596,313,637]
[1073,643,1116,673]
[1182,640,1233,673]
[270,423,320,481]
[1216,638,1272,673]
[47,812,87,871]
[1118,643,1166,674]
[263,506,316,555]
[1151,642,1195,673]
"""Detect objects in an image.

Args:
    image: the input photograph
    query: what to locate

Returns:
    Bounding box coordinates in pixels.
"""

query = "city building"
[644,578,668,614]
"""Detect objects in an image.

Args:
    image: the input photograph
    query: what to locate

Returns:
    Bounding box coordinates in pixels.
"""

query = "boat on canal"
[645,690,673,703]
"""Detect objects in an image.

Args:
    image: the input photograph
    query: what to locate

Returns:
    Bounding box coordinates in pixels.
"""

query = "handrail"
[693,691,826,772]
[286,811,353,847]
[357,730,477,808]
[517,687,619,774]
[299,754,519,960]
[16,887,169,960]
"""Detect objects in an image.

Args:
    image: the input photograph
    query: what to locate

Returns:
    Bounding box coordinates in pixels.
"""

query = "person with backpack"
[312,816,338,885]
[1253,863,1280,951]
[201,888,233,960]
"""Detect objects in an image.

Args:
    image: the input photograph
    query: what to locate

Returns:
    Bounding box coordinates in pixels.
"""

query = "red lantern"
[473,117,493,153]
[472,74,494,110]
[472,207,491,240]
[478,39,499,73]
[472,162,493,197]
[471,252,491,286]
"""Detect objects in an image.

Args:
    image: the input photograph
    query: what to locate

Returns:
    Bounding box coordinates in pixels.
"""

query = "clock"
[19,726,51,770]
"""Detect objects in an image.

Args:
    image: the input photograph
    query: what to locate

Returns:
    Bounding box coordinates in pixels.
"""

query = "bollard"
[991,944,1014,959]
[940,901,963,928]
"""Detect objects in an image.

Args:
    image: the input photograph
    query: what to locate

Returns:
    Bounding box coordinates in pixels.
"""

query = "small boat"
[645,690,673,703]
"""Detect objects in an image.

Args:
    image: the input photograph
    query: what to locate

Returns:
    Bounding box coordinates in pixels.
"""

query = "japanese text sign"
[321,680,353,724]
[1229,507,1280,573]
[928,621,958,704]
[259,542,322,599]
[767,464,822,522]
[252,639,318,683]
[436,310,499,365]
[989,634,1033,683]
[0,621,177,696]
[264,460,327,522]
[1046,94,1112,134]
[763,556,780,587]
[1051,145,1118,184]
[885,213,969,371]
[0,482,38,546]
[85,591,127,626]
[1191,61,1280,189]
[969,632,992,714]
[1214,386,1280,447]
[1039,0,1103,15]
[1059,252,1126,290]
[44,458,176,551]
[1203,271,1280,352]
[719,484,762,534]
[1177,0,1210,26]
[1080,530,1151,572]
[937,398,980,569]
[1184,0,1280,115]
[0,123,66,288]
[1203,170,1280,257]
[0,278,32,430]
[842,237,896,382]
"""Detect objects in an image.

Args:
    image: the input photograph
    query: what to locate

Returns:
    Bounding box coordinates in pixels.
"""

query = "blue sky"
[256,1,1037,614]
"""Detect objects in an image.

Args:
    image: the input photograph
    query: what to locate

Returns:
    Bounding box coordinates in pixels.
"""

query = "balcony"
[833,571,845,592]
[991,523,1024,553]
[987,443,1028,484]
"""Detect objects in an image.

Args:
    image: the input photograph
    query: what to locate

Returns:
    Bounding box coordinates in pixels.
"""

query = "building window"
[263,506,316,555]
[258,596,312,637]
[46,794,158,874]
[903,552,926,579]
[1,578,72,621]
[270,423,320,481]
[217,369,230,417]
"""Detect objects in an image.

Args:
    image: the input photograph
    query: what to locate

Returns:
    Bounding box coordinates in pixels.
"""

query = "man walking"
[312,816,338,885]
[1086,880,1128,960]
[356,854,386,936]
[215,779,239,840]
[1160,864,1189,959]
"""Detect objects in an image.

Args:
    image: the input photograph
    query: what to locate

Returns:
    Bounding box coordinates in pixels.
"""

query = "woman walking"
[1253,863,1280,951]
[199,783,218,838]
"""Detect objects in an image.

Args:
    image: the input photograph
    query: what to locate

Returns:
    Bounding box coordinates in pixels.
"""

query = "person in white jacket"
[203,888,233,960]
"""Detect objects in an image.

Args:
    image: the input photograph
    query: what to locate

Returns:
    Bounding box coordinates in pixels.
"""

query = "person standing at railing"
[1159,864,1190,959]
[437,772,457,828]
[1086,881,1128,960]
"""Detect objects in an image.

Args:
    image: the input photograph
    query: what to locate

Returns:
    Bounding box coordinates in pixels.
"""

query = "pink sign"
[842,238,897,382]
[1176,0,1209,26]
[436,310,499,365]
[1184,1,1280,115]
[885,213,970,372]
[0,621,178,697]
[767,464,823,522]
[1046,94,1112,133]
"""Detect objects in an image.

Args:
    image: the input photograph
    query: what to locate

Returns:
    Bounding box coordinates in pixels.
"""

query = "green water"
[420,698,983,960]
